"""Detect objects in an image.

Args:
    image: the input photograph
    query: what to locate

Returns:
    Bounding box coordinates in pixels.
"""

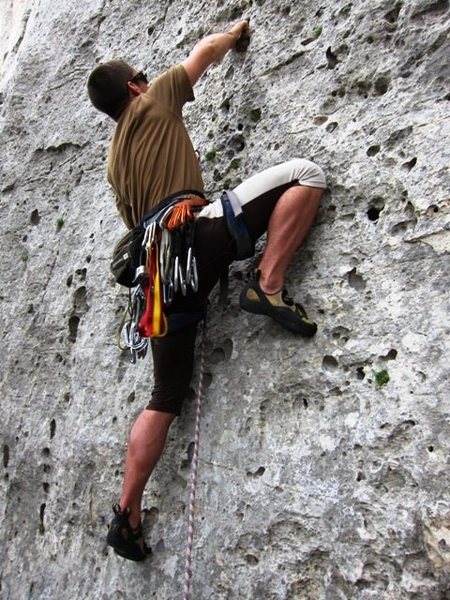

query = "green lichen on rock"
[374,369,390,387]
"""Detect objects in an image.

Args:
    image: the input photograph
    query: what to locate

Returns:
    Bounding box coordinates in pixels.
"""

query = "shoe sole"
[240,291,317,337]
[113,546,148,562]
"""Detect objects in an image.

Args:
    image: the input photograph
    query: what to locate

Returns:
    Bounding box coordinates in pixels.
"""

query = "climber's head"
[87,60,148,121]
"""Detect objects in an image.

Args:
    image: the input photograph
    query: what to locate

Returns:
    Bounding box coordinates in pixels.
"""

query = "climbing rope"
[183,318,207,600]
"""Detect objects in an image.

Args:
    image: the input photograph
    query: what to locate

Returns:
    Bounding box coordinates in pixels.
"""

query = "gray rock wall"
[1,0,449,598]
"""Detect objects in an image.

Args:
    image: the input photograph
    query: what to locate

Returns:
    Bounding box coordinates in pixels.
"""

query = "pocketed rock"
[0,1,449,599]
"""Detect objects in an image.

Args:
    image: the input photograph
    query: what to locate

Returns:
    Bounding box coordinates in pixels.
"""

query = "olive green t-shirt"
[107,64,204,229]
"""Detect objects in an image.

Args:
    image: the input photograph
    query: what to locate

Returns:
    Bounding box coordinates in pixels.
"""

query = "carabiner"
[190,255,199,292]
[178,261,187,296]
[163,281,174,306]
[185,246,193,285]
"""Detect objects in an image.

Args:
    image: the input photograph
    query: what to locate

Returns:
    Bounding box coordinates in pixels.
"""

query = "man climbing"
[87,20,326,561]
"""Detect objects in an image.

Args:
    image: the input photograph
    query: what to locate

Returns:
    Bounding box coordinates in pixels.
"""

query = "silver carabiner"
[142,221,156,248]
[185,246,193,285]
[159,228,172,282]
[190,255,199,292]
[173,256,179,292]
[163,281,174,306]
[178,261,187,296]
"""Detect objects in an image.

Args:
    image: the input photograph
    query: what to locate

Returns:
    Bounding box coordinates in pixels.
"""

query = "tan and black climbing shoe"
[239,274,317,336]
[106,504,151,562]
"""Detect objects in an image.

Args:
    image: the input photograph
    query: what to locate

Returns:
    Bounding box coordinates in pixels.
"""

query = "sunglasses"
[129,71,148,85]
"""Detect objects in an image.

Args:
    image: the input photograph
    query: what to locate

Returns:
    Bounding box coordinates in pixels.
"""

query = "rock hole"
[331,326,351,341]
[356,367,365,380]
[356,471,365,481]
[326,47,339,69]
[75,268,87,281]
[245,554,259,565]
[367,145,380,156]
[391,217,417,234]
[383,349,398,361]
[303,398,308,408]
[330,386,342,395]
[42,447,50,457]
[50,419,56,439]
[39,503,46,534]
[229,134,246,152]
[247,466,266,478]
[428,446,434,452]
[322,355,339,371]
[411,0,449,20]
[384,6,401,23]
[187,441,195,464]
[73,286,88,312]
[314,115,328,125]
[85,255,91,263]
[43,482,49,493]
[367,207,381,221]
[402,157,417,170]
[203,372,213,388]
[127,391,135,403]
[3,444,9,468]
[210,347,226,364]
[66,275,73,287]
[373,76,390,96]
[347,268,366,290]
[68,315,80,343]
[30,209,40,225]
[326,121,338,132]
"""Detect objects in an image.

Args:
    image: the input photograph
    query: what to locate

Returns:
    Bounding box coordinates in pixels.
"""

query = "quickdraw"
[138,222,168,338]
[116,194,208,363]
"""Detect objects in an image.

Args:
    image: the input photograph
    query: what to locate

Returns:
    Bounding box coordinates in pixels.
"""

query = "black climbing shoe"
[239,274,317,336]
[106,504,151,562]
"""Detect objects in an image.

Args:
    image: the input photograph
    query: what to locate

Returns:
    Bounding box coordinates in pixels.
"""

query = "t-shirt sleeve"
[147,64,194,117]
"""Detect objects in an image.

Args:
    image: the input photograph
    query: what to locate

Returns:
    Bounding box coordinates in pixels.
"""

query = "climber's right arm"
[182,20,249,87]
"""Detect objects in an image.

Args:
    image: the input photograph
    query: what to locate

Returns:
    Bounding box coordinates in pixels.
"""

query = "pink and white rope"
[183,320,207,600]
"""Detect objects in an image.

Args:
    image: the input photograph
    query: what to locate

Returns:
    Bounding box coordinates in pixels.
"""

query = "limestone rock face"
[1,1,449,598]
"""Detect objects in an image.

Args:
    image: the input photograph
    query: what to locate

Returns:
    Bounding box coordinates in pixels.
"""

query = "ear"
[127,81,141,97]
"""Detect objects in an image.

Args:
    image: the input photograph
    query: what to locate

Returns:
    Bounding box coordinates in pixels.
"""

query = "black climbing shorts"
[146,159,326,415]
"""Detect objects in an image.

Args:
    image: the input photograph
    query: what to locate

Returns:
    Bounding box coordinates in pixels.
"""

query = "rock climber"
[87,20,326,561]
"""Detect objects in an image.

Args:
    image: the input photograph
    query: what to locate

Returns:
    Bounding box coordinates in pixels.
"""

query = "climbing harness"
[113,192,208,362]
[220,190,254,260]
[183,318,207,600]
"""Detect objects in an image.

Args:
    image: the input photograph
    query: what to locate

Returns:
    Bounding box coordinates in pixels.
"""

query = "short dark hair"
[87,60,134,121]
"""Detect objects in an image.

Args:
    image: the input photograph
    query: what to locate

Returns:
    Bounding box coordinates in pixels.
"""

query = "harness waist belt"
[140,189,206,228]
[220,191,254,260]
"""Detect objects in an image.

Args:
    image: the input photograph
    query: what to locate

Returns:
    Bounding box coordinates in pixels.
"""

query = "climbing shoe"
[106,504,151,562]
[239,274,317,336]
